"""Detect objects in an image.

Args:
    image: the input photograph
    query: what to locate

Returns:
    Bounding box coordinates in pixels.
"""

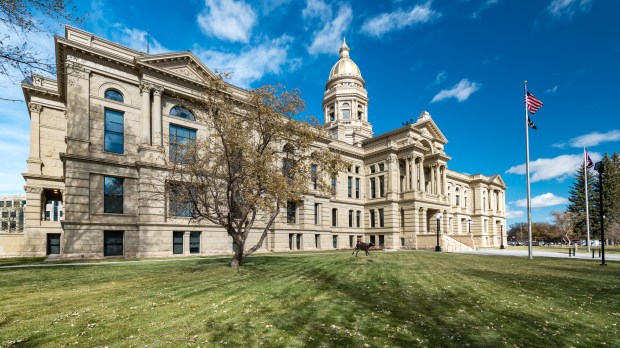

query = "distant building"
[0,195,26,232]
[3,26,506,258]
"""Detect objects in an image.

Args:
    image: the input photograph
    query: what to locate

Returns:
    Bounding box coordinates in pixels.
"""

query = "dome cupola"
[328,38,364,85]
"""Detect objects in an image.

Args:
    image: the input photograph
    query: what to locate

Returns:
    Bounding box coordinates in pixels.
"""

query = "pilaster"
[27,103,43,175]
[151,85,164,147]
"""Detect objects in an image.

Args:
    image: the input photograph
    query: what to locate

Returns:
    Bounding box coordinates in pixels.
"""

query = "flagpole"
[524,80,533,260]
[584,148,591,252]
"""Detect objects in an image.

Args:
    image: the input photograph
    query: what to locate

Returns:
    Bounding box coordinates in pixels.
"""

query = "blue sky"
[1,0,619,227]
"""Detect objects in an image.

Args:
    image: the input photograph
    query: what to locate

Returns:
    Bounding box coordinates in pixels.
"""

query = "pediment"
[137,52,217,82]
[413,117,448,144]
[489,174,507,188]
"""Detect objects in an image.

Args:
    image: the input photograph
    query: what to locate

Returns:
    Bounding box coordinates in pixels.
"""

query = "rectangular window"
[1,211,7,218]
[370,178,376,199]
[311,164,318,189]
[348,210,353,227]
[456,195,460,206]
[315,234,320,249]
[104,231,124,256]
[289,234,294,250]
[347,176,352,198]
[47,233,61,255]
[287,201,297,224]
[104,176,124,214]
[355,166,360,174]
[170,183,193,217]
[0,201,4,207]
[401,238,405,247]
[332,235,338,249]
[349,235,354,248]
[379,208,385,227]
[378,163,385,171]
[379,235,385,246]
[173,232,184,255]
[331,208,337,227]
[370,235,376,245]
[331,177,337,194]
[169,124,196,163]
[355,178,360,199]
[370,165,376,174]
[314,203,320,225]
[370,209,375,228]
[356,211,361,228]
[104,109,124,154]
[189,231,201,254]
[379,175,385,197]
[296,234,302,250]
[465,197,468,208]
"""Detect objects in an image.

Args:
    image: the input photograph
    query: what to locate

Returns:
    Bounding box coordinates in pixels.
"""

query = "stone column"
[419,158,425,193]
[27,103,43,175]
[140,83,152,145]
[151,85,164,147]
[403,157,409,191]
[442,165,447,196]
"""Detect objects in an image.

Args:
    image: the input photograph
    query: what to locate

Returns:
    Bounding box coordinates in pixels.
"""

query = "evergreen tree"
[567,164,598,238]
[594,153,620,228]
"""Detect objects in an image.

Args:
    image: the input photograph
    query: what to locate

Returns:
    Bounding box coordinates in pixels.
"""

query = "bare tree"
[166,76,347,268]
[551,211,576,244]
[0,0,80,83]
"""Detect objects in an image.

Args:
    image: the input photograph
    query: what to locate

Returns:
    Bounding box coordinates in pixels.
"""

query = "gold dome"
[328,38,363,81]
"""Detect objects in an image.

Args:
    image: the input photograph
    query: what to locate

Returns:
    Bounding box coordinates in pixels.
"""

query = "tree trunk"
[230,247,244,269]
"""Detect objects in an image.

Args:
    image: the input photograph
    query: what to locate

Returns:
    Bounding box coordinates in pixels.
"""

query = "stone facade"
[5,26,506,258]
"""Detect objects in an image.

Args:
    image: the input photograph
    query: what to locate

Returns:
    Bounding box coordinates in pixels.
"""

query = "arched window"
[104,89,124,102]
[340,102,351,120]
[170,105,196,121]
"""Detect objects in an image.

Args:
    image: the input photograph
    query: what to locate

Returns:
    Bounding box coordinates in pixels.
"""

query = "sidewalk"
[459,248,620,261]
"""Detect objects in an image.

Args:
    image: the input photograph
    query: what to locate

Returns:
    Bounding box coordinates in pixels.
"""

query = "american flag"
[525,91,543,114]
[585,151,594,168]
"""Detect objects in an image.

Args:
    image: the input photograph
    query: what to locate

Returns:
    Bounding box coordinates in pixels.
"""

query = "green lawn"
[1,252,619,347]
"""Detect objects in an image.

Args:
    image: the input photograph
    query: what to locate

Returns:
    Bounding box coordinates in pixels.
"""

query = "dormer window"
[170,105,196,121]
[104,89,124,103]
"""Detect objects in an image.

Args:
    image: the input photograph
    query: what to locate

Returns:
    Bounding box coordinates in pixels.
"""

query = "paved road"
[459,248,620,262]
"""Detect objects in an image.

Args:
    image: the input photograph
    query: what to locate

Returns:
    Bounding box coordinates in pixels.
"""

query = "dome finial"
[339,37,350,58]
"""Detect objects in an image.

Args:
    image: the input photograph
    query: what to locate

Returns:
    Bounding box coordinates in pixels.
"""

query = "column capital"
[152,85,165,96]
[139,82,153,93]
[28,103,43,114]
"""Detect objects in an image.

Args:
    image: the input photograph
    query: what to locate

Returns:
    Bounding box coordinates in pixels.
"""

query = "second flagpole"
[524,80,533,260]
[584,148,591,252]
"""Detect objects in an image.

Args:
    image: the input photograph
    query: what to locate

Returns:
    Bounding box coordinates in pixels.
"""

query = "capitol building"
[0,26,506,258]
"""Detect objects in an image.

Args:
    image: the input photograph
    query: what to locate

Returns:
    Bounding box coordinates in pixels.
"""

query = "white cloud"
[545,85,558,94]
[194,36,298,88]
[302,0,332,22]
[197,0,257,43]
[547,0,594,19]
[472,0,500,19]
[431,79,481,103]
[554,130,620,148]
[505,152,601,182]
[111,26,168,54]
[307,5,352,55]
[433,71,447,86]
[506,207,525,219]
[361,2,437,38]
[515,193,568,208]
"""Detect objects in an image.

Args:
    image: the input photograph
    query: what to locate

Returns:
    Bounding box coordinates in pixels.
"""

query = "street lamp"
[435,212,443,252]
[500,223,505,249]
[466,217,471,234]
[594,161,606,266]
